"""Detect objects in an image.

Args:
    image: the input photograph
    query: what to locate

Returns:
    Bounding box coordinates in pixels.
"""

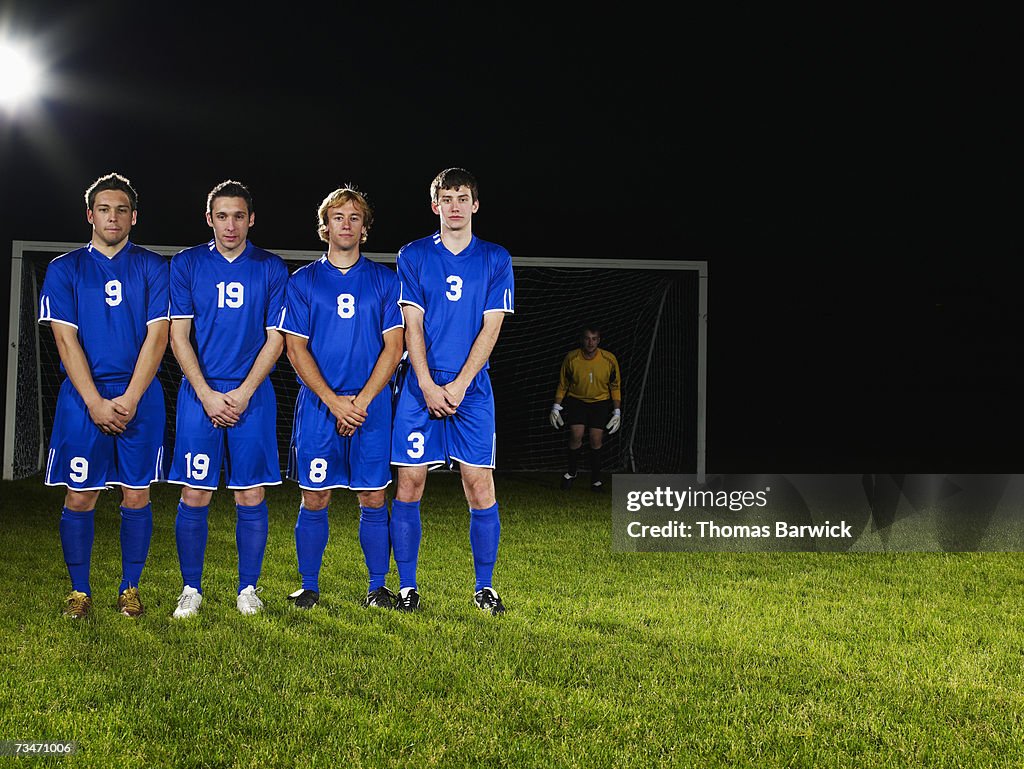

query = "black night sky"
[1,2,1020,472]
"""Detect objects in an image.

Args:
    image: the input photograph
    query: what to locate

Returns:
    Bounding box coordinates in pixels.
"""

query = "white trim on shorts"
[296,479,392,492]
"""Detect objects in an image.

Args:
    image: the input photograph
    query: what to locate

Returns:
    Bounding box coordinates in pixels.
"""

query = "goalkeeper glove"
[549,403,564,429]
[606,408,621,434]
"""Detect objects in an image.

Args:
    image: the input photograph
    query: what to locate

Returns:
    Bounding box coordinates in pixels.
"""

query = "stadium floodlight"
[0,38,42,113]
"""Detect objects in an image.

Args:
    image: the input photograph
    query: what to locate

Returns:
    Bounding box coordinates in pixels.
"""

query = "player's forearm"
[356,331,404,406]
[402,309,432,385]
[52,328,103,407]
[170,320,213,397]
[453,314,504,389]
[285,337,337,406]
[237,330,284,399]
[123,320,169,404]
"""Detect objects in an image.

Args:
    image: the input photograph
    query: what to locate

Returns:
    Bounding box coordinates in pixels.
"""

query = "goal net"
[4,242,707,481]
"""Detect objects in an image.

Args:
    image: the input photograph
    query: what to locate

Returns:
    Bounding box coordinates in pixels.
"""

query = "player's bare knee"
[357,489,386,509]
[396,467,426,503]
[121,487,150,510]
[302,489,332,511]
[234,486,265,507]
[181,486,213,508]
[461,468,495,510]
[396,481,424,503]
[64,489,100,512]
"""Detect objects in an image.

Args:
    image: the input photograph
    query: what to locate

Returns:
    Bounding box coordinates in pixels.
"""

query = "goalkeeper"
[549,326,622,492]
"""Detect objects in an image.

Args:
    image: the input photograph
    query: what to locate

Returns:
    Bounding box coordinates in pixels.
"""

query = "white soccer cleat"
[236,585,264,616]
[172,585,202,619]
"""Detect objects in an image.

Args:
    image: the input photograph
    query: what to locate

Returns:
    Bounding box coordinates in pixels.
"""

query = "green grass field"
[2,473,1023,768]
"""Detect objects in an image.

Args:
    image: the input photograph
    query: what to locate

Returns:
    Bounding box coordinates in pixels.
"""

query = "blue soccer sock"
[175,501,209,593]
[60,507,94,595]
[389,499,421,591]
[119,503,153,593]
[469,503,501,592]
[358,504,391,591]
[295,505,329,592]
[236,500,269,594]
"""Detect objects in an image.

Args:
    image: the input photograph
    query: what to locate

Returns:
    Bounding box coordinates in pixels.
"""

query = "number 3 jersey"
[38,241,170,383]
[396,232,514,373]
[276,255,403,394]
[170,240,289,382]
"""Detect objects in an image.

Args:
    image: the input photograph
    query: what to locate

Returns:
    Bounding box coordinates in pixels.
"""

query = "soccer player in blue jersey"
[38,172,169,619]
[278,186,404,610]
[390,168,514,615]
[167,180,288,618]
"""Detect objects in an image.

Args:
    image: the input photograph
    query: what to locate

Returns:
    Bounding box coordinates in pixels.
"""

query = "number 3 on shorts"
[406,431,425,459]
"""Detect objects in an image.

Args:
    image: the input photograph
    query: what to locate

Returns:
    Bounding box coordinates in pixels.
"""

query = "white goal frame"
[4,241,707,481]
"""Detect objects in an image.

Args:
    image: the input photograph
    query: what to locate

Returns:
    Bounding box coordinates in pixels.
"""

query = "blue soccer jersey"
[396,233,514,373]
[38,241,170,382]
[277,255,403,394]
[170,240,288,382]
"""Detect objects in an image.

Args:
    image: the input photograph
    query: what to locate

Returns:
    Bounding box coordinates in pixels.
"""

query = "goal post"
[4,241,707,482]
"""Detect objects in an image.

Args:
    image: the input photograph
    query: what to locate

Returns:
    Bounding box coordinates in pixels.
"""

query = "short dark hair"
[430,167,478,203]
[207,180,253,216]
[582,325,601,337]
[85,172,138,210]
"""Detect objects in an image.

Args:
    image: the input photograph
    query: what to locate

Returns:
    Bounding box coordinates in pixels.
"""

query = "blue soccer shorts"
[45,377,166,491]
[287,385,393,491]
[390,368,496,469]
[168,377,281,491]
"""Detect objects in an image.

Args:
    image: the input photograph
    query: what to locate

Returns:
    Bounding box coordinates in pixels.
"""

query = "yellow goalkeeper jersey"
[555,348,621,403]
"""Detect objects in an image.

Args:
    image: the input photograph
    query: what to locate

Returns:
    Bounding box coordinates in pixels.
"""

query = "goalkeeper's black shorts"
[562,396,613,430]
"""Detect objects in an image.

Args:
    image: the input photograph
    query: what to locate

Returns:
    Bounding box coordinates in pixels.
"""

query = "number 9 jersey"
[38,241,170,490]
[38,241,170,382]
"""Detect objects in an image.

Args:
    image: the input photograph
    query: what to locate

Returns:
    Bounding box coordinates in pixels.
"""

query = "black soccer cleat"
[590,480,604,493]
[560,472,576,490]
[394,587,421,612]
[473,587,506,616]
[362,586,397,609]
[286,588,320,610]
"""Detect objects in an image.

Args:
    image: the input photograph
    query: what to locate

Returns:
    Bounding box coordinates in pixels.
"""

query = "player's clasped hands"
[422,380,458,419]
[201,390,242,429]
[89,398,131,435]
[332,395,367,437]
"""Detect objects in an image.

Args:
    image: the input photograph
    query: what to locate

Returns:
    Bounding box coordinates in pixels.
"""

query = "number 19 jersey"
[170,240,289,382]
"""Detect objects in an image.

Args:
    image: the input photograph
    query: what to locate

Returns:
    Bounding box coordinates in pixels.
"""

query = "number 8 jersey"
[38,241,170,382]
[276,255,403,394]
